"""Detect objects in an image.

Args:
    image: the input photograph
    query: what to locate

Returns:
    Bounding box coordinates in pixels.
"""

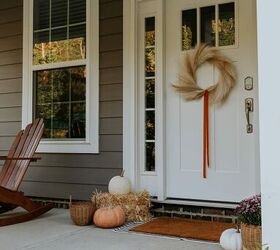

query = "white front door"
[165,0,259,202]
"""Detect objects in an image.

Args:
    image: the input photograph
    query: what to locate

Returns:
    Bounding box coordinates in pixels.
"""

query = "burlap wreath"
[173,44,236,104]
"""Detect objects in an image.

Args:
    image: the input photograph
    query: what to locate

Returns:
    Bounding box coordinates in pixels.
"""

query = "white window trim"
[22,0,99,154]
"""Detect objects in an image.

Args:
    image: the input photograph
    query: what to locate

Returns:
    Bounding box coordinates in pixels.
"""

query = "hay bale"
[92,191,151,222]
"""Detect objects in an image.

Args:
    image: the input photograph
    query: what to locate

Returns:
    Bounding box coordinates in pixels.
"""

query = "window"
[23,0,99,153]
[34,67,86,139]
[182,9,197,50]
[182,2,236,50]
[144,17,156,172]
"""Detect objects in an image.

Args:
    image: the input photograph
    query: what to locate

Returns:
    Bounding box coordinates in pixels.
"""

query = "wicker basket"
[241,223,262,250]
[69,198,96,226]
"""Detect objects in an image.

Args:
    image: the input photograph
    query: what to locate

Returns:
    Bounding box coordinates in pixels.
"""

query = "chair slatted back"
[0,119,44,191]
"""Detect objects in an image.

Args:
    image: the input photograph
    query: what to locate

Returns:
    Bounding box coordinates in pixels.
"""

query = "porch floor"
[0,209,223,250]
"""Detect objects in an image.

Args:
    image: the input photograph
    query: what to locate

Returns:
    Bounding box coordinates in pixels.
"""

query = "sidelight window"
[144,17,156,172]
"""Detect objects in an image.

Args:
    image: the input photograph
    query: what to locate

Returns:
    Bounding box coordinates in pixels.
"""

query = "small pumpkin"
[220,227,242,250]
[108,170,131,194]
[93,206,125,228]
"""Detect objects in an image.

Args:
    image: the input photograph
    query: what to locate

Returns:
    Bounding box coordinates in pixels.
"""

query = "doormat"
[130,217,235,242]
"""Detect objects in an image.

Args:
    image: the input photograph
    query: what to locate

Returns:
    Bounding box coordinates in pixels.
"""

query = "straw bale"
[92,191,151,222]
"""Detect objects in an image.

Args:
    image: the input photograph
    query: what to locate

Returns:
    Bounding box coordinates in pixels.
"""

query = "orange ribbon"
[203,90,210,178]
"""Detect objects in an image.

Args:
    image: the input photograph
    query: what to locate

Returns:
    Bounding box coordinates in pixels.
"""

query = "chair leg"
[0,203,54,226]
[0,186,40,212]
[0,186,54,226]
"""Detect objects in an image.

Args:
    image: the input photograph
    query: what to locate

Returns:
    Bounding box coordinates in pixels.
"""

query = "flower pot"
[240,223,262,250]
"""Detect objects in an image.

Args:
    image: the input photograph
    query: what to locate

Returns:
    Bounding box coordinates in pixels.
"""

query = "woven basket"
[69,199,95,226]
[241,223,262,250]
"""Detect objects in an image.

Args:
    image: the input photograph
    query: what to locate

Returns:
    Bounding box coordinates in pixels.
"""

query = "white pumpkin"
[108,170,131,194]
[220,228,242,250]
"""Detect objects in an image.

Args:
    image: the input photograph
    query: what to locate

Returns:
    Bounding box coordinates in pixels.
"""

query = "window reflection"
[200,6,216,46]
[144,17,156,172]
[145,111,155,140]
[218,3,235,46]
[182,9,197,50]
[145,79,155,109]
[146,142,155,172]
[145,17,155,47]
[181,3,235,49]
[33,0,86,65]
[34,66,86,139]
[145,48,155,77]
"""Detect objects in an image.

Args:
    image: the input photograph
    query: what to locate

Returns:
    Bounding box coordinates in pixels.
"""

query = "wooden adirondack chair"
[0,118,53,226]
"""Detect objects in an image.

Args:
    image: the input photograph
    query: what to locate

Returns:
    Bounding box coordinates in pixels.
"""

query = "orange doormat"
[130,217,234,242]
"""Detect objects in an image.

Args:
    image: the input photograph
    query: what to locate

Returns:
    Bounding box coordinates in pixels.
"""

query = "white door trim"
[123,0,166,199]
[123,0,138,191]
[257,0,280,248]
[123,0,259,203]
[155,0,166,201]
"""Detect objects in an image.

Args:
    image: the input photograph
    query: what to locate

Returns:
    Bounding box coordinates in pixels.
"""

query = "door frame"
[123,0,166,200]
[123,0,259,203]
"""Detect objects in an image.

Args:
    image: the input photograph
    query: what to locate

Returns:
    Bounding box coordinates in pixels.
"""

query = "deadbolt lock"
[244,76,253,91]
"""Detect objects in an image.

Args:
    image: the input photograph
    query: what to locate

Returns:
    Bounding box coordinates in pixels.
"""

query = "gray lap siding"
[0,0,123,200]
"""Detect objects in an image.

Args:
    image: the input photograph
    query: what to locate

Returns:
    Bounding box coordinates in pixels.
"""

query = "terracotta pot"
[240,223,262,250]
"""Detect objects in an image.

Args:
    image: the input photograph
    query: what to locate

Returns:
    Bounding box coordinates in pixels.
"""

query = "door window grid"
[144,16,156,172]
[182,2,235,50]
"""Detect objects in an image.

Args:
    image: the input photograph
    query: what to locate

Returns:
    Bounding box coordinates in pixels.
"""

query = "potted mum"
[235,194,262,250]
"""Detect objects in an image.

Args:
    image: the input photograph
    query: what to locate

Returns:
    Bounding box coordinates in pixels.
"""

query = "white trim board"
[257,0,280,248]
[123,0,138,190]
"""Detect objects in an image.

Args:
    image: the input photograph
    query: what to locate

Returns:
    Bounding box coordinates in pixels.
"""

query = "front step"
[151,201,238,224]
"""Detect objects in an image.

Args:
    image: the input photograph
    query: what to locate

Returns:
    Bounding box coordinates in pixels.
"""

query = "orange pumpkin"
[93,206,125,228]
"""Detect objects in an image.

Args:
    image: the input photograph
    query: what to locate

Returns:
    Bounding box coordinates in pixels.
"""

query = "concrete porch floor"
[0,209,223,250]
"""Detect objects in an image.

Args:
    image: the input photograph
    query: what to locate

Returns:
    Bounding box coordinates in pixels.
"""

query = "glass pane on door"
[218,2,235,46]
[200,6,215,46]
[182,9,197,50]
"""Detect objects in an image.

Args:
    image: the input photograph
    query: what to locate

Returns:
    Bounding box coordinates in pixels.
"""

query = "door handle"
[245,98,253,133]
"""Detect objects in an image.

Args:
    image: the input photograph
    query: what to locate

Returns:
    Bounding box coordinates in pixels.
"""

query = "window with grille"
[23,0,99,153]
[182,2,235,50]
[144,16,156,172]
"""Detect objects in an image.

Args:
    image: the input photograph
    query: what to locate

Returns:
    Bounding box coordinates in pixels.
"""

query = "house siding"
[0,0,123,200]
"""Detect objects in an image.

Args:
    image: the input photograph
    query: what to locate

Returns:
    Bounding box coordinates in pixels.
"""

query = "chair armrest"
[0,156,41,162]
